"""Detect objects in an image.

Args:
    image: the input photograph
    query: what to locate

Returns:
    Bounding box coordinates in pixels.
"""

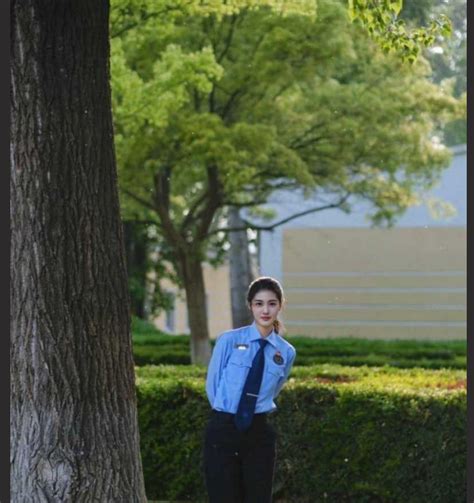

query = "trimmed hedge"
[131,318,466,369]
[136,365,466,502]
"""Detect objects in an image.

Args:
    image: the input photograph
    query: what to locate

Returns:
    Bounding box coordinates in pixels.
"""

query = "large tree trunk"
[10,2,147,501]
[178,251,212,365]
[228,207,254,328]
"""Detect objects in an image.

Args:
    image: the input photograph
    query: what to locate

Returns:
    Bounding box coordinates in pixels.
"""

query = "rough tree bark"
[228,207,254,329]
[176,250,212,365]
[10,1,147,501]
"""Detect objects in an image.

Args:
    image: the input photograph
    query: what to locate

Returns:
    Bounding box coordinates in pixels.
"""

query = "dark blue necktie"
[234,338,268,432]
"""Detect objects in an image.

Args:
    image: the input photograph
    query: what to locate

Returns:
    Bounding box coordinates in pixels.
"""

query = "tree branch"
[180,188,210,231]
[215,30,267,121]
[152,169,187,249]
[206,194,351,236]
[110,8,176,38]
[220,87,246,120]
[207,14,240,114]
[195,165,223,241]
[221,199,267,208]
[250,81,294,111]
[122,218,162,228]
[289,121,329,149]
[153,167,171,213]
[121,188,157,213]
[292,134,332,151]
[194,88,202,113]
[216,14,238,63]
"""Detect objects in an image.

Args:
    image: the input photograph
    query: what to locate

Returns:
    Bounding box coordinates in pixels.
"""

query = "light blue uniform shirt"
[206,322,296,414]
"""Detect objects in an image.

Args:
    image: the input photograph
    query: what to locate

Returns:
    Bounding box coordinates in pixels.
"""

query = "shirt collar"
[248,321,278,348]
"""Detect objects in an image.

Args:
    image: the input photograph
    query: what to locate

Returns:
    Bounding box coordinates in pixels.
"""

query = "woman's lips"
[261,317,271,321]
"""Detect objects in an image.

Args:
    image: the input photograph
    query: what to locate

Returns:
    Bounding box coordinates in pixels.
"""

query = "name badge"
[273,352,284,365]
[235,343,249,350]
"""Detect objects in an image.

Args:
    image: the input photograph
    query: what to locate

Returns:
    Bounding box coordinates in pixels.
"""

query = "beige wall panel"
[283,227,466,273]
[284,324,466,340]
[175,299,190,334]
[283,274,466,289]
[154,311,166,329]
[283,307,465,322]
[151,296,191,334]
[285,291,466,306]
[204,264,233,338]
[153,264,232,338]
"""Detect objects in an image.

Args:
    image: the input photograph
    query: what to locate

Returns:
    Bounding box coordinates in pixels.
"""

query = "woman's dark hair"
[247,276,285,334]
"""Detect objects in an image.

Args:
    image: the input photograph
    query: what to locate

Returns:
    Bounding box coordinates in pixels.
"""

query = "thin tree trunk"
[228,207,254,328]
[123,221,148,319]
[178,251,212,365]
[10,2,147,501]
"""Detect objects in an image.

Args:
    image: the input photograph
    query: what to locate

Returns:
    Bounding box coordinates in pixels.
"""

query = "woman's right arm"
[205,333,230,407]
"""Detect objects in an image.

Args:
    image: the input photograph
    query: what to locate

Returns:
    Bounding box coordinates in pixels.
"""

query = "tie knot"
[258,338,268,349]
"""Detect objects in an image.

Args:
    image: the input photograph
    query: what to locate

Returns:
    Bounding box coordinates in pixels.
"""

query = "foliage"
[135,365,466,501]
[110,0,451,62]
[395,0,466,145]
[110,0,462,352]
[125,221,192,319]
[131,319,466,369]
[135,362,466,388]
[132,316,190,364]
[348,0,452,63]
[111,0,460,231]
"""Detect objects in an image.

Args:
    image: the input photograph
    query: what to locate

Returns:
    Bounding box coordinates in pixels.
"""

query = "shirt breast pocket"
[225,352,252,387]
[265,361,285,381]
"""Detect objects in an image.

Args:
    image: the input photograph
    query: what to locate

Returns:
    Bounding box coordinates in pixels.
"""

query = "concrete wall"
[281,227,466,339]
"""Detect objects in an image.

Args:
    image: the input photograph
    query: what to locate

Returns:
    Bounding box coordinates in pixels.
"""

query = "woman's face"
[249,289,281,334]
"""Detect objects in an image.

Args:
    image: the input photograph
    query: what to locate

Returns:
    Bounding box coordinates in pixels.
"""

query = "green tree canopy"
[110,0,462,362]
[386,0,466,145]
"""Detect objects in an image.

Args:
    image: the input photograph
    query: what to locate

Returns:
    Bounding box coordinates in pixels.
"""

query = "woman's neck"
[256,324,273,338]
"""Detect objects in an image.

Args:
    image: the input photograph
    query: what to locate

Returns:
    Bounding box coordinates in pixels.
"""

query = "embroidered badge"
[273,351,284,365]
[235,343,249,350]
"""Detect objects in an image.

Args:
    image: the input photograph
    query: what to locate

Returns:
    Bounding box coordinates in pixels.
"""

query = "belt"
[211,410,268,418]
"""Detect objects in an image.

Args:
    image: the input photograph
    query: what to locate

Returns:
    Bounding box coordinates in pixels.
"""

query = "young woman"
[204,276,296,503]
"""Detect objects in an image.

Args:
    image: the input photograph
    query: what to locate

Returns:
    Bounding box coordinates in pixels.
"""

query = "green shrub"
[136,365,466,502]
[133,345,191,365]
[133,339,466,369]
[131,318,466,369]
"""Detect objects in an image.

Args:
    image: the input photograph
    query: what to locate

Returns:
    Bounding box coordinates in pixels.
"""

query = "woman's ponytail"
[273,318,285,335]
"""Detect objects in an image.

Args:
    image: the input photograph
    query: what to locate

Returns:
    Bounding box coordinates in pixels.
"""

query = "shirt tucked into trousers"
[203,323,296,503]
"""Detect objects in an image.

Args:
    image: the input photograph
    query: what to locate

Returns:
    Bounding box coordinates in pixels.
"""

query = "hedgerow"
[136,364,466,502]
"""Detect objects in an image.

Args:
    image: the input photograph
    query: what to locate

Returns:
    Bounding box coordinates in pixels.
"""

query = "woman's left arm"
[273,347,296,399]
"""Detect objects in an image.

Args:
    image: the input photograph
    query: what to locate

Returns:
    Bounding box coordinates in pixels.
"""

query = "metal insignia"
[273,352,284,365]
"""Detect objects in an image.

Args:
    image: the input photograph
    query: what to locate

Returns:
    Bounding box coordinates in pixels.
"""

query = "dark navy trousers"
[203,410,277,503]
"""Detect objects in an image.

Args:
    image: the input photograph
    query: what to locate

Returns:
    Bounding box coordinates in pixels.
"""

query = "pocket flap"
[266,361,285,377]
[228,351,252,368]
